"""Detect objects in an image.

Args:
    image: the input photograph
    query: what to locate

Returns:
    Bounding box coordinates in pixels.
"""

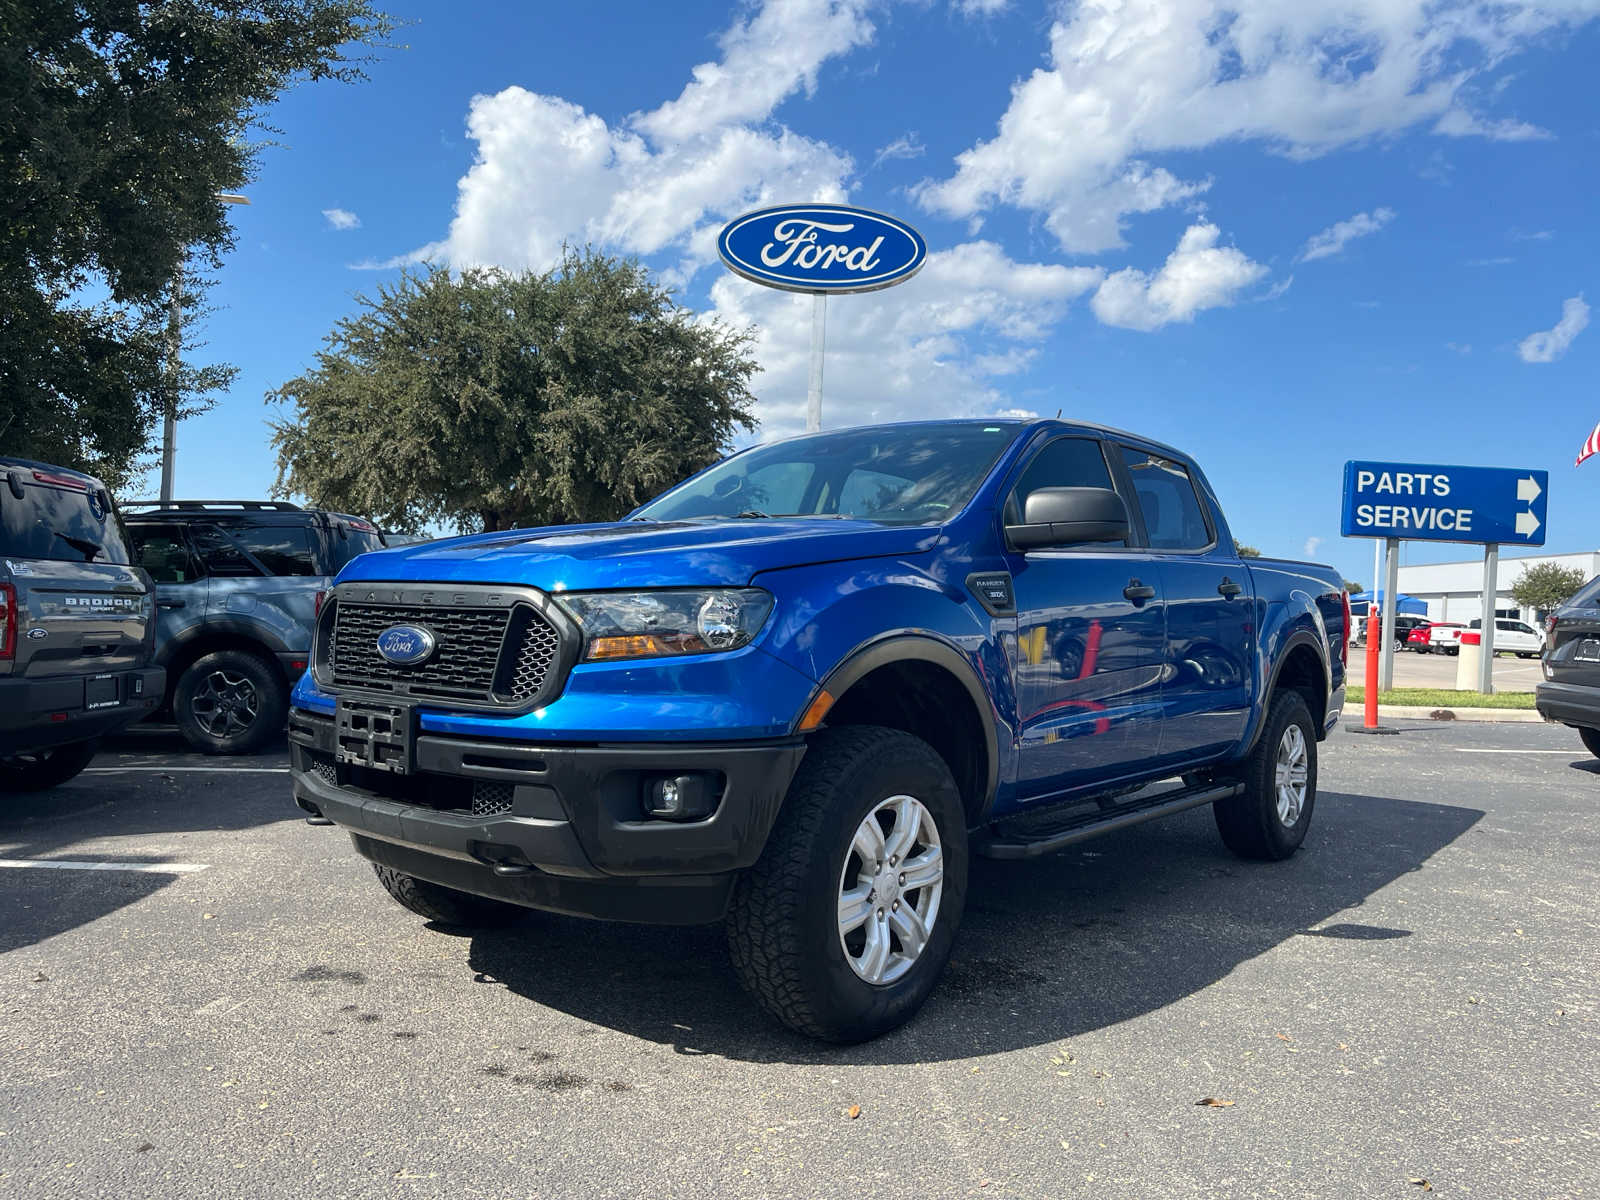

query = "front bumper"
[1535,681,1600,729]
[0,667,164,755]
[287,707,806,925]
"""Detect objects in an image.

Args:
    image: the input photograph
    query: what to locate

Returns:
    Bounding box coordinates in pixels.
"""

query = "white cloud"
[322,208,361,231]
[873,132,926,167]
[711,242,1103,437]
[1090,223,1268,332]
[1434,108,1552,142]
[1304,536,1322,558]
[1518,295,1590,363]
[954,0,1012,14]
[916,0,1598,253]
[1299,207,1395,262]
[1446,341,1472,354]
[633,0,876,145]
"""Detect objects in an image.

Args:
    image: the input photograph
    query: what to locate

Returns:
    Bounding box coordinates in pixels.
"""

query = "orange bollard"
[1363,611,1380,729]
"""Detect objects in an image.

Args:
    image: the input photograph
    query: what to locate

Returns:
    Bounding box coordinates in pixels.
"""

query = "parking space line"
[84,766,289,774]
[1453,749,1573,755]
[0,858,209,874]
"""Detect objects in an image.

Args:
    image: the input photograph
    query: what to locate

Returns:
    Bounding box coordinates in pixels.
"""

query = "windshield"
[633,423,1023,525]
[0,472,132,565]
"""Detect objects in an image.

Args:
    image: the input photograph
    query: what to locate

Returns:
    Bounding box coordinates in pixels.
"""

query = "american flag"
[1580,418,1600,467]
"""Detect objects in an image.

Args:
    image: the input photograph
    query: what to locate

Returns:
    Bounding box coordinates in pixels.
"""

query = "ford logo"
[717,204,927,294]
[375,625,436,666]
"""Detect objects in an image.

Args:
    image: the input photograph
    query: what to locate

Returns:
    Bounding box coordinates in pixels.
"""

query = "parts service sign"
[1341,461,1548,546]
[717,204,927,294]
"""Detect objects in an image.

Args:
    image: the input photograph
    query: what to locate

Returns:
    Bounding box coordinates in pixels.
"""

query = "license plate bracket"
[84,674,120,711]
[335,700,417,775]
[1576,638,1600,663]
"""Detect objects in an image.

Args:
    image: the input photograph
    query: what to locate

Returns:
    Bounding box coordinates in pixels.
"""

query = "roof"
[0,456,106,488]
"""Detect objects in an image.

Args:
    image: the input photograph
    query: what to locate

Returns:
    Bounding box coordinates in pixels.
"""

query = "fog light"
[642,773,717,821]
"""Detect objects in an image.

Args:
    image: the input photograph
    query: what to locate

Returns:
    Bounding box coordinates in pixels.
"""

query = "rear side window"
[232,525,317,576]
[128,524,201,583]
[0,472,132,564]
[1568,575,1600,608]
[190,525,263,578]
[1120,448,1213,551]
[324,523,387,572]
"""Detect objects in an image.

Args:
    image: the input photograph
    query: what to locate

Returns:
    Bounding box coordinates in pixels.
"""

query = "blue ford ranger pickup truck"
[288,419,1348,1041]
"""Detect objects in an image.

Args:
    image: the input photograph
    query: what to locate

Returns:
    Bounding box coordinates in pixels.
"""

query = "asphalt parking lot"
[3,720,1597,1199]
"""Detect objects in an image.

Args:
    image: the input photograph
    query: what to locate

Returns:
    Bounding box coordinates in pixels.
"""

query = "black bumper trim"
[0,668,164,754]
[288,706,806,888]
[1535,682,1600,729]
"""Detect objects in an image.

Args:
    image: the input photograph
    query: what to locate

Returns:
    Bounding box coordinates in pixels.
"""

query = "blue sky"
[171,0,1599,589]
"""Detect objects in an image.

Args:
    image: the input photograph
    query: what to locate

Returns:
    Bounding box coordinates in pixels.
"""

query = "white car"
[1466,618,1544,658]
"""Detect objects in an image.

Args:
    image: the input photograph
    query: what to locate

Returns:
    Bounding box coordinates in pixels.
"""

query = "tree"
[270,252,759,533]
[1510,562,1588,613]
[0,0,392,485]
[1344,581,1363,594]
[1236,543,1262,558]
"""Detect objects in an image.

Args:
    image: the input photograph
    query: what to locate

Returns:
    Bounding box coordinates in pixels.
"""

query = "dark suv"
[1,457,164,790]
[1536,573,1600,758]
[122,500,385,754]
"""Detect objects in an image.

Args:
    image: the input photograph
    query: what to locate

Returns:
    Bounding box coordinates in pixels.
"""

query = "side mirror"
[1007,487,1129,550]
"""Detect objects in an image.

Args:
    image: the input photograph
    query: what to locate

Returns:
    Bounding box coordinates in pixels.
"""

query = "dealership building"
[1396,549,1600,624]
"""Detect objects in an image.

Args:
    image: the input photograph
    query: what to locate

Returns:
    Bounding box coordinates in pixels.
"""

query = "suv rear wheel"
[726,725,968,1043]
[174,649,286,755]
[1579,727,1600,760]
[0,740,99,793]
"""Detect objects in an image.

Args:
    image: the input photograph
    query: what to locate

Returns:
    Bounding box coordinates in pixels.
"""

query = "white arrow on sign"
[1516,510,1541,537]
[1517,476,1542,504]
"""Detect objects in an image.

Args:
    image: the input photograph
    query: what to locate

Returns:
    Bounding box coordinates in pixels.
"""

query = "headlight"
[558,588,774,662]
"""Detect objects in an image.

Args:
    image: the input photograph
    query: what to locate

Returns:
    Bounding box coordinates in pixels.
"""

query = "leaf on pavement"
[1195,1098,1235,1107]
[1408,1178,1432,1191]
[846,1104,861,1120]
[1274,1033,1291,1042]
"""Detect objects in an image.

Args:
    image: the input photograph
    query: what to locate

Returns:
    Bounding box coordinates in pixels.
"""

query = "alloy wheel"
[837,794,945,985]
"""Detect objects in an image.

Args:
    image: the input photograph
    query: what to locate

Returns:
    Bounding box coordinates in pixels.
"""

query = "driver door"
[1004,436,1166,803]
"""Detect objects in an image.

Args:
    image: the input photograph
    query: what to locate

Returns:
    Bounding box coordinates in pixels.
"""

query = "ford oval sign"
[717,204,927,294]
[375,624,436,666]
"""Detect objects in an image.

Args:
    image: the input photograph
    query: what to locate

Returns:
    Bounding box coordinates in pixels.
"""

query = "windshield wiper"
[55,533,102,561]
[733,509,772,519]
[627,515,655,523]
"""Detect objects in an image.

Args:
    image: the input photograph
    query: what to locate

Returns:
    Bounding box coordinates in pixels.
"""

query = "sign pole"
[1379,537,1399,691]
[1371,539,1381,608]
[807,292,826,433]
[1478,543,1498,694]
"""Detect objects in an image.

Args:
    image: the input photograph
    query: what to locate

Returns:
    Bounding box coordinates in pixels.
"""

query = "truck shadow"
[465,789,1481,1064]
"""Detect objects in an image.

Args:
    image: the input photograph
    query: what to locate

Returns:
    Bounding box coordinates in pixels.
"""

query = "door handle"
[158,598,186,609]
[1217,578,1243,598]
[1123,580,1156,603]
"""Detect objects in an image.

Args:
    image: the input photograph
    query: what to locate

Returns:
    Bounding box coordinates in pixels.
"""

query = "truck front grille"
[328,600,565,708]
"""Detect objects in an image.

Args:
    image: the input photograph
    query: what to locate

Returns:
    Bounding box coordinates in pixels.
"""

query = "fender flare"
[808,633,1002,818]
[1250,628,1331,749]
[157,617,294,670]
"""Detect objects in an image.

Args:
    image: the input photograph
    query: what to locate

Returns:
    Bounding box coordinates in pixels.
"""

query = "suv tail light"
[0,582,16,661]
[1340,590,1350,668]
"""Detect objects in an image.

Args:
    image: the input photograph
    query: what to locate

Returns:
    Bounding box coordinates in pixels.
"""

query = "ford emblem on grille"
[375,624,437,666]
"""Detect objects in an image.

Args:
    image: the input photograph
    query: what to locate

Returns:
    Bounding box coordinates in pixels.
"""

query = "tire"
[173,649,287,755]
[371,864,529,928]
[1579,727,1600,760]
[1213,691,1317,862]
[1417,647,1431,655]
[1517,652,1534,659]
[726,726,969,1043]
[0,740,99,793]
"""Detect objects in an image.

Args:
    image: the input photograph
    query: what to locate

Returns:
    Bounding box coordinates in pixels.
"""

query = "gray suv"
[122,500,386,754]
[1,457,164,791]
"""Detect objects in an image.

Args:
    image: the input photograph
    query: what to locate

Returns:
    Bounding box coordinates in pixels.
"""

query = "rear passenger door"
[191,521,321,657]
[1004,436,1167,801]
[126,522,209,653]
[1115,445,1253,764]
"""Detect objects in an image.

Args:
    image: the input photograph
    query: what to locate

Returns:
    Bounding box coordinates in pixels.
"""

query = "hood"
[335,519,942,591]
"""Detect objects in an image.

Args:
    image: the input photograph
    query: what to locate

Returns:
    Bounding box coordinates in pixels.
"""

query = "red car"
[1411,621,1465,654]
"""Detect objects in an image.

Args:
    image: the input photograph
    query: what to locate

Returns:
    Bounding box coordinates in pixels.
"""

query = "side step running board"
[977,780,1243,860]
